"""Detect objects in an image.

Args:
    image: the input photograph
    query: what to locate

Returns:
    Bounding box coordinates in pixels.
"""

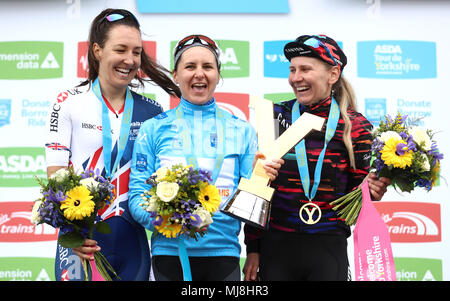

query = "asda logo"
[357,40,436,79]
[395,257,442,281]
[0,147,46,187]
[0,257,54,281]
[0,41,63,79]
[170,40,250,78]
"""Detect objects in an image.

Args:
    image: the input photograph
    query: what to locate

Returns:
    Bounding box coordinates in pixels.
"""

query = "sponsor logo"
[374,202,441,243]
[364,98,386,126]
[357,41,437,79]
[0,202,57,242]
[77,41,156,78]
[21,99,51,127]
[0,147,46,187]
[170,92,249,121]
[395,257,442,281]
[136,0,289,13]
[0,41,63,79]
[263,40,291,78]
[0,257,55,281]
[0,99,11,127]
[170,40,250,78]
[397,98,432,127]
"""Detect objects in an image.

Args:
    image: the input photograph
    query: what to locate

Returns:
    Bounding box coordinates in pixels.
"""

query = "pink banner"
[353,181,396,281]
[89,254,105,281]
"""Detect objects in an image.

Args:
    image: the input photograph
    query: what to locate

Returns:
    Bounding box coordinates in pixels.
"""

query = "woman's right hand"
[253,151,285,182]
[243,252,260,281]
[72,239,101,261]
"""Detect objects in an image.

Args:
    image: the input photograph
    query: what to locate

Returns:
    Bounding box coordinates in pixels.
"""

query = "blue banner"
[136,0,289,13]
[357,40,437,79]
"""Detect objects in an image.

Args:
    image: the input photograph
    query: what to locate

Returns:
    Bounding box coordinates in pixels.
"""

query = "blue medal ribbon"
[92,78,134,180]
[175,97,226,281]
[292,97,340,204]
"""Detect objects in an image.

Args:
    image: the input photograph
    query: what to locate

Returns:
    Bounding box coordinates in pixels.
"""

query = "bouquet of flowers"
[331,112,444,226]
[140,164,221,240]
[31,167,118,280]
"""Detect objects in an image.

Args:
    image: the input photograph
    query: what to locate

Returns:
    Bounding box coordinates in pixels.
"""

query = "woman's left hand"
[366,172,391,201]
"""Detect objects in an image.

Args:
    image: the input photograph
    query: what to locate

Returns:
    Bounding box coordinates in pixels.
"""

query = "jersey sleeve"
[128,119,157,231]
[45,95,72,167]
[348,113,373,190]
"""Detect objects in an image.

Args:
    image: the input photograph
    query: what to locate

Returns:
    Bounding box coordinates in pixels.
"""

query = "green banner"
[0,147,46,187]
[0,41,63,79]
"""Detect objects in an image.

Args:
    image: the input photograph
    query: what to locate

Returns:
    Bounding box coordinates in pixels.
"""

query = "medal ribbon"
[92,78,134,180]
[175,97,226,184]
[292,97,340,201]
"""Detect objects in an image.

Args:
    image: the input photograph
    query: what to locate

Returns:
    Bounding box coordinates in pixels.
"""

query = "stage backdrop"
[0,0,449,281]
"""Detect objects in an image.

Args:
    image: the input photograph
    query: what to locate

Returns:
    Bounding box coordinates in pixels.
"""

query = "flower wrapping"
[331,112,444,226]
[31,167,119,281]
[140,164,221,240]
[353,181,396,281]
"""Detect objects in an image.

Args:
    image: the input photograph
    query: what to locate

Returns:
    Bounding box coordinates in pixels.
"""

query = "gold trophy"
[222,96,325,229]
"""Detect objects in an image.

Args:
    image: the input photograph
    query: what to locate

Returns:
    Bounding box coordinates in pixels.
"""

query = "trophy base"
[221,189,271,229]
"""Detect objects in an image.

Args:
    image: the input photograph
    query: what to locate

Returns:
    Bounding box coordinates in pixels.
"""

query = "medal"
[299,202,322,225]
[292,97,340,225]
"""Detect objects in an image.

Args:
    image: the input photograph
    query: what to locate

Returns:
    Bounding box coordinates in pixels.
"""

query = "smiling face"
[288,56,340,106]
[93,25,142,93]
[173,46,220,105]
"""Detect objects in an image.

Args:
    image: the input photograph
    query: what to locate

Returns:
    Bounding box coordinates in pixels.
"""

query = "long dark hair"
[78,8,181,98]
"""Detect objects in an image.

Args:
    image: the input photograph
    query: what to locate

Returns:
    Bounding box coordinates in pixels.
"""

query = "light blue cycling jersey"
[128,97,257,258]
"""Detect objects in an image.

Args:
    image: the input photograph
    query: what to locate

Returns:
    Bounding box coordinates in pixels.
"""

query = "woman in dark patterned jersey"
[243,35,390,281]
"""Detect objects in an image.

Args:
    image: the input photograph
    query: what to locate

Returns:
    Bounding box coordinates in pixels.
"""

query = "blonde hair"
[332,76,357,169]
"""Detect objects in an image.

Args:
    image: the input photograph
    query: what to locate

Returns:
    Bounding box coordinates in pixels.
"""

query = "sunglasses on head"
[100,12,140,26]
[174,35,219,57]
[301,36,339,66]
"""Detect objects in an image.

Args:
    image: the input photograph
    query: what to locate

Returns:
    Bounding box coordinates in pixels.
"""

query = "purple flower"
[429,142,444,164]
[416,178,432,191]
[189,214,202,227]
[152,215,163,227]
[39,201,65,228]
[395,142,408,156]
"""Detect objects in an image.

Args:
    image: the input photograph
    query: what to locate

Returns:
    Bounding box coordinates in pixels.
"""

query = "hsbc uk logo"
[374,202,441,243]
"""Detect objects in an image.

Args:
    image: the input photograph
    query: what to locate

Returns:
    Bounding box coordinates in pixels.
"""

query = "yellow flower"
[155,215,183,238]
[60,185,95,221]
[380,137,413,169]
[198,184,221,213]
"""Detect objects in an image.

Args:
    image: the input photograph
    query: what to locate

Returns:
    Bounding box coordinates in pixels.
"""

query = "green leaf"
[94,221,111,234]
[58,231,85,248]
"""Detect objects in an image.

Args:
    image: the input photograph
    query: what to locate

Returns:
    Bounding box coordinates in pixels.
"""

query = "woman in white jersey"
[45,8,180,281]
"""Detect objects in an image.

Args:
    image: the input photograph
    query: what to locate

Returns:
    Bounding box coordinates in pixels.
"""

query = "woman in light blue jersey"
[128,34,281,281]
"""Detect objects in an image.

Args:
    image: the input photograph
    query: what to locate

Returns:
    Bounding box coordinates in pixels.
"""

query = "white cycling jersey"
[45,85,163,220]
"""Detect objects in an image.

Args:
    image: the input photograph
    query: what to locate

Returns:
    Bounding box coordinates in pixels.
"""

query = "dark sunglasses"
[174,35,219,57]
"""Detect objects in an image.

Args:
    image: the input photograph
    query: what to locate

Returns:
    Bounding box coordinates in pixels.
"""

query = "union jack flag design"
[45,142,71,152]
